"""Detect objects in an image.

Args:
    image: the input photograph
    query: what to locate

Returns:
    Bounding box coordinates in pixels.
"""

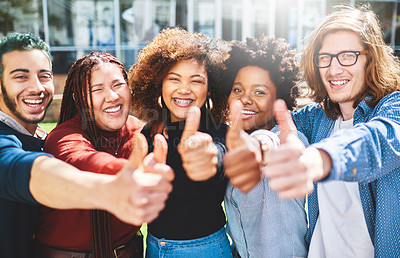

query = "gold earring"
[205,97,213,110]
[158,96,163,108]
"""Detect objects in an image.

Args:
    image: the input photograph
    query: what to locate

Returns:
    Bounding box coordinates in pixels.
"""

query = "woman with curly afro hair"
[222,36,300,132]
[129,27,232,257]
[222,36,308,258]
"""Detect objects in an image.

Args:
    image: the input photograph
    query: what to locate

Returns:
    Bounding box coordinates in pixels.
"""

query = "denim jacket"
[225,129,308,258]
[293,91,400,257]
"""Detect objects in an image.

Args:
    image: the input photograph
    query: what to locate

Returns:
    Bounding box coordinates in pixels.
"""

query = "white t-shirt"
[308,117,374,258]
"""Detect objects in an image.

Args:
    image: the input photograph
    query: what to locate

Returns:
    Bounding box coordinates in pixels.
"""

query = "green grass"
[141,224,148,251]
[39,122,57,133]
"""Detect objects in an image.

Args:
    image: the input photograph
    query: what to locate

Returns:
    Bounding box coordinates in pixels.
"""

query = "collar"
[73,114,122,139]
[34,126,47,139]
[0,110,47,139]
[0,110,34,136]
[354,97,373,120]
[75,115,122,139]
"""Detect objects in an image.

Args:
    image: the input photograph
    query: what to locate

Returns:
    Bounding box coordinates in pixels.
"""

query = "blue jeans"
[146,227,232,258]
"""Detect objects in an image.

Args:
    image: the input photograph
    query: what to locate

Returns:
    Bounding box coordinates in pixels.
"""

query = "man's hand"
[264,99,328,199]
[108,133,174,225]
[178,106,219,181]
[224,100,263,193]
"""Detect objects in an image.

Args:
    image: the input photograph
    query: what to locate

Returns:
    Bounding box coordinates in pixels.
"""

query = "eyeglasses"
[314,50,369,68]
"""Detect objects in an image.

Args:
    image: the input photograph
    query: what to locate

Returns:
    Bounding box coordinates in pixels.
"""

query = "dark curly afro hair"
[222,35,300,110]
[129,27,229,123]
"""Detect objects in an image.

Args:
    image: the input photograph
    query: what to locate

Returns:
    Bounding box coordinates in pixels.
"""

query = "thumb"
[153,134,168,164]
[181,106,201,140]
[124,133,148,171]
[227,100,245,150]
[274,99,297,144]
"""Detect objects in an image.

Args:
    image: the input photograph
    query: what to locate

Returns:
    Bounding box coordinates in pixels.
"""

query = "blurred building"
[1,0,399,120]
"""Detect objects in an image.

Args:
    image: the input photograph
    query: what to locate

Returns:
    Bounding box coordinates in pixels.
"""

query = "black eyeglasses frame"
[314,50,369,68]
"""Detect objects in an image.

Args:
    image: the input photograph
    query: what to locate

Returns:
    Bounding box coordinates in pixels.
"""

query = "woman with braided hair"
[33,52,173,257]
[129,27,232,257]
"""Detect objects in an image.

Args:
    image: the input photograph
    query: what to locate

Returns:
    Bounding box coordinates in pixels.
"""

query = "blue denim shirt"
[292,91,400,257]
[225,129,309,258]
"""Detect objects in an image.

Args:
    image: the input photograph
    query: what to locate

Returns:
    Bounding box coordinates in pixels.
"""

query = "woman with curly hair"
[34,52,174,257]
[129,27,232,257]
[222,36,308,257]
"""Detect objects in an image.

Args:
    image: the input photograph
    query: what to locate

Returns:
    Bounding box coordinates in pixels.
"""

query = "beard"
[328,88,366,106]
[0,81,52,124]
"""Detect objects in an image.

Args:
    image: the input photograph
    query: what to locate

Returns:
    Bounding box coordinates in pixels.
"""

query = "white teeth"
[242,110,256,115]
[174,98,193,104]
[330,80,348,86]
[23,99,43,105]
[105,105,121,113]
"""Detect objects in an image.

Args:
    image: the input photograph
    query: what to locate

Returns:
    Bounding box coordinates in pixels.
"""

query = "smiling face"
[228,65,277,133]
[318,30,367,118]
[0,49,54,134]
[162,59,208,122]
[90,62,131,131]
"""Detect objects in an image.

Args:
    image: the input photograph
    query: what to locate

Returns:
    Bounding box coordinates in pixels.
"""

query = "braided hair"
[58,51,129,257]
[59,51,128,150]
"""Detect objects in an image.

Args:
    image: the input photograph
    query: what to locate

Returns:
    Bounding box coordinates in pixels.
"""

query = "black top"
[142,109,228,240]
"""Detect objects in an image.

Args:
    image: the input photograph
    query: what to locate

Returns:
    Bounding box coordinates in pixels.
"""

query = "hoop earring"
[205,97,213,110]
[158,96,164,108]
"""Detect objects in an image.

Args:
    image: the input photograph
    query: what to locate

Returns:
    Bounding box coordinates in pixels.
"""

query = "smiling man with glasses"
[263,4,400,257]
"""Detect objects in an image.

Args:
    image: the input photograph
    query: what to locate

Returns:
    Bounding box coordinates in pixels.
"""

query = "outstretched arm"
[30,133,174,226]
[264,99,331,199]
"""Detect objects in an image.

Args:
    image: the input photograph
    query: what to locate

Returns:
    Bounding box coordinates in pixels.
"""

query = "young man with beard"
[0,32,174,257]
[264,5,400,257]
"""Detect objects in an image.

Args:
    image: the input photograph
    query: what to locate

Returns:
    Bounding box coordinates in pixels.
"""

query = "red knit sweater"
[36,115,143,251]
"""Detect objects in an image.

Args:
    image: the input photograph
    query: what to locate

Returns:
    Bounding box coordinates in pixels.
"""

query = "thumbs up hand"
[225,101,251,150]
[264,99,328,199]
[112,133,174,225]
[224,100,263,193]
[177,106,219,181]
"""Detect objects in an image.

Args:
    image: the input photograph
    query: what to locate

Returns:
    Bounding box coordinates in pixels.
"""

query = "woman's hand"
[178,106,219,181]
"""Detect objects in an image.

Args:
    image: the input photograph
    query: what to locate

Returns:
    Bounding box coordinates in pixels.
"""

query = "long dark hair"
[59,51,128,257]
[59,51,128,149]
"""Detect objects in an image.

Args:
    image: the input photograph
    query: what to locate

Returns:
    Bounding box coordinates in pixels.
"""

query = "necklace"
[99,135,123,156]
